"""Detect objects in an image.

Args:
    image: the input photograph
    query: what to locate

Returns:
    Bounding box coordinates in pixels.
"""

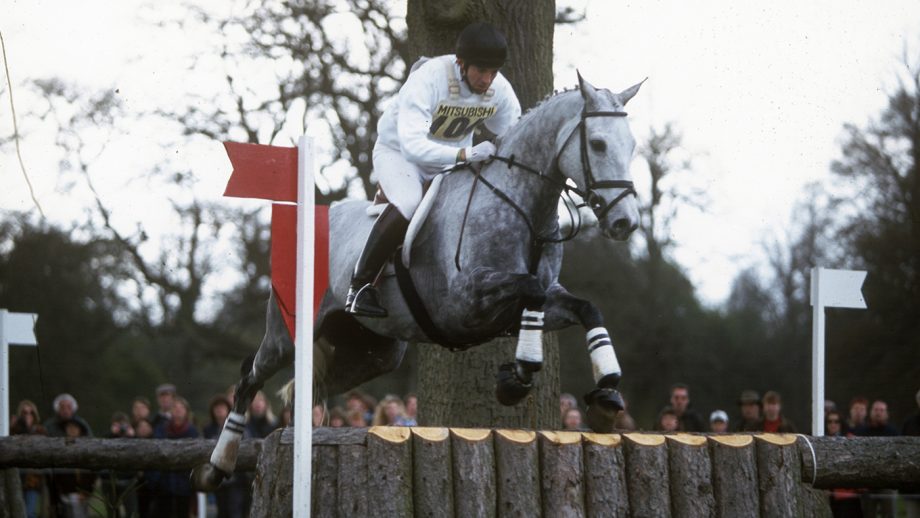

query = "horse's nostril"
[612,218,631,233]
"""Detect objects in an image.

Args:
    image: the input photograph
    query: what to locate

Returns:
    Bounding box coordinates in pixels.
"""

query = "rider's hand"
[464,141,496,163]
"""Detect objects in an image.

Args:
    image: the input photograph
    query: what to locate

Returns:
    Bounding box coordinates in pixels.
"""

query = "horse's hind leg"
[191,291,294,491]
[543,284,625,433]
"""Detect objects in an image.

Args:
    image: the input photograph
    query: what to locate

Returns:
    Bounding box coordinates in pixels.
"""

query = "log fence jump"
[2,430,919,517]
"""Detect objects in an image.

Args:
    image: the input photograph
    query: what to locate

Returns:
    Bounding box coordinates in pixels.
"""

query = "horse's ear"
[617,77,648,106]
[576,69,597,92]
[577,70,601,108]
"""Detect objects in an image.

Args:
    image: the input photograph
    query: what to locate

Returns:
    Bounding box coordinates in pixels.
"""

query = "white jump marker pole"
[809,267,866,437]
[293,136,315,517]
[1,309,38,437]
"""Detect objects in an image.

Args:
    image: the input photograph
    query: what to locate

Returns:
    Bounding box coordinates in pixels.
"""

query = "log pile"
[249,428,893,518]
[2,431,918,517]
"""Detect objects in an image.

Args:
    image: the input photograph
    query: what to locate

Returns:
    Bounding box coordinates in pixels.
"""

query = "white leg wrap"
[587,327,621,382]
[515,309,544,364]
[210,411,246,473]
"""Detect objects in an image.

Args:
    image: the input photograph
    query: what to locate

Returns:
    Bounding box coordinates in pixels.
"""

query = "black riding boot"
[346,204,410,318]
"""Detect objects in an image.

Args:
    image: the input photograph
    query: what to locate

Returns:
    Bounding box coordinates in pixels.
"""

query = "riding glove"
[463,141,496,163]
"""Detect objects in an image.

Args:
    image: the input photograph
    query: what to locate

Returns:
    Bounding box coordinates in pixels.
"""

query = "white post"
[197,492,207,518]
[810,271,825,437]
[292,136,315,517]
[1,309,38,437]
[809,267,867,437]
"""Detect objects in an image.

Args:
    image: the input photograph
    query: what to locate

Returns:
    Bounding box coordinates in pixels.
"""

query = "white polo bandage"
[515,309,544,364]
[210,411,246,473]
[587,327,621,382]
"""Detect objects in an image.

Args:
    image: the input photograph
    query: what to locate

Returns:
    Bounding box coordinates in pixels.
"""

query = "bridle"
[453,105,637,272]
[571,108,637,220]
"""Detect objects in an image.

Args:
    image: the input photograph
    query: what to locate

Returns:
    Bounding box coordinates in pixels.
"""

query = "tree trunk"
[409,0,560,431]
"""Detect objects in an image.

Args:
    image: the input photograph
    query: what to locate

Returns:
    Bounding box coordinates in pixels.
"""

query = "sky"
[3,0,920,305]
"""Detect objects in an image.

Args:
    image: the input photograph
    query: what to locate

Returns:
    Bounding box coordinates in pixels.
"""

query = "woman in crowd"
[371,395,415,426]
[149,397,199,517]
[11,400,46,518]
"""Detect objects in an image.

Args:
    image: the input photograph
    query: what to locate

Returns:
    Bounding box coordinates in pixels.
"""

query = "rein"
[453,108,637,273]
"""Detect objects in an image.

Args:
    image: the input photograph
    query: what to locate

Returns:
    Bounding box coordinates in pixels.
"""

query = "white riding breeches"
[374,145,440,220]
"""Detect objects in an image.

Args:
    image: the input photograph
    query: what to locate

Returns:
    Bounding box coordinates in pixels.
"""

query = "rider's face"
[460,61,500,94]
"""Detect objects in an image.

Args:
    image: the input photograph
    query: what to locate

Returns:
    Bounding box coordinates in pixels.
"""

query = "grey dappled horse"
[192,73,642,491]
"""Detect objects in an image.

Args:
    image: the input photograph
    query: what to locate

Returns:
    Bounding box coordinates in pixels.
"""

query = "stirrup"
[346,284,388,318]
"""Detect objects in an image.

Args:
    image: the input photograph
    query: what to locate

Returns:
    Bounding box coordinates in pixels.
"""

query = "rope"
[797,434,818,485]
[0,30,45,218]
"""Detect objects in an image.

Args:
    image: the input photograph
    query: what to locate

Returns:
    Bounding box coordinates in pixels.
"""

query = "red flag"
[223,142,298,202]
[272,204,329,339]
[222,141,329,340]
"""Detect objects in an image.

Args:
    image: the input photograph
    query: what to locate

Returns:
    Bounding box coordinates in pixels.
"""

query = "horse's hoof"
[190,463,229,492]
[495,362,533,406]
[584,388,624,433]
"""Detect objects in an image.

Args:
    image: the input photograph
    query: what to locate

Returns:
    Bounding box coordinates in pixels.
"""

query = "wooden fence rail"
[2,430,919,518]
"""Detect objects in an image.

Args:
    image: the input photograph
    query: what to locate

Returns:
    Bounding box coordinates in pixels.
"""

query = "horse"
[192,72,643,491]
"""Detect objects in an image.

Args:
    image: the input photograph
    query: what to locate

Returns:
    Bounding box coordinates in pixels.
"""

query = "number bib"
[429,103,497,141]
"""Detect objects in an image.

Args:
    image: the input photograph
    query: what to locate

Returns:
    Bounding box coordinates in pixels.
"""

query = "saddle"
[364,173,446,268]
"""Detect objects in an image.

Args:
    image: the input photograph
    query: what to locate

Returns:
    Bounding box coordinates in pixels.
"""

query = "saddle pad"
[362,173,445,269]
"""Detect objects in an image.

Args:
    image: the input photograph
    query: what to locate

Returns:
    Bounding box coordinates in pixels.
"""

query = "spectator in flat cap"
[152,383,177,430]
[735,389,762,432]
[709,410,729,433]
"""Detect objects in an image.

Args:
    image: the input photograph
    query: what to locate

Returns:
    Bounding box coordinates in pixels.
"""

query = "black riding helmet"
[455,22,507,69]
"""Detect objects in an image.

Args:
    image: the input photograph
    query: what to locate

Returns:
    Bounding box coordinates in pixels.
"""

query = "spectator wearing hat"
[761,391,796,433]
[52,419,97,517]
[735,390,762,432]
[709,410,729,433]
[152,383,177,430]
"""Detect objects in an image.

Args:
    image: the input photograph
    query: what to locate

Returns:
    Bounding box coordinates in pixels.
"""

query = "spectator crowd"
[8,382,918,518]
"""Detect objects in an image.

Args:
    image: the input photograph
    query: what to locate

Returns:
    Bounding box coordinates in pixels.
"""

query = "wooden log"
[0,435,262,471]
[337,442,368,518]
[312,445,338,518]
[709,435,759,518]
[250,429,292,518]
[451,428,496,518]
[539,431,585,517]
[412,427,453,518]
[754,434,800,518]
[622,433,670,518]
[799,436,920,489]
[494,430,540,518]
[666,434,715,518]
[582,433,628,518]
[367,427,413,516]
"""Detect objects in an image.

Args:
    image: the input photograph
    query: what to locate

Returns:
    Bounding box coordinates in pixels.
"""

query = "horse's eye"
[590,139,607,153]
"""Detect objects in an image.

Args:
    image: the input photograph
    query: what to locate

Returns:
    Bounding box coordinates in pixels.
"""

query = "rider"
[345,21,522,317]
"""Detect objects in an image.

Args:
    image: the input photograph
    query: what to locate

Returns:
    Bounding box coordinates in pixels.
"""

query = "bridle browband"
[453,106,637,273]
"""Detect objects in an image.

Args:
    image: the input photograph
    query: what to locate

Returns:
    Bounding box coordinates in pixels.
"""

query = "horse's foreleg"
[544,285,625,432]
[496,308,545,406]
[192,291,294,491]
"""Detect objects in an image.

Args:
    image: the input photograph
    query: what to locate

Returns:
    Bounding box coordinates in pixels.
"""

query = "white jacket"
[376,55,521,173]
